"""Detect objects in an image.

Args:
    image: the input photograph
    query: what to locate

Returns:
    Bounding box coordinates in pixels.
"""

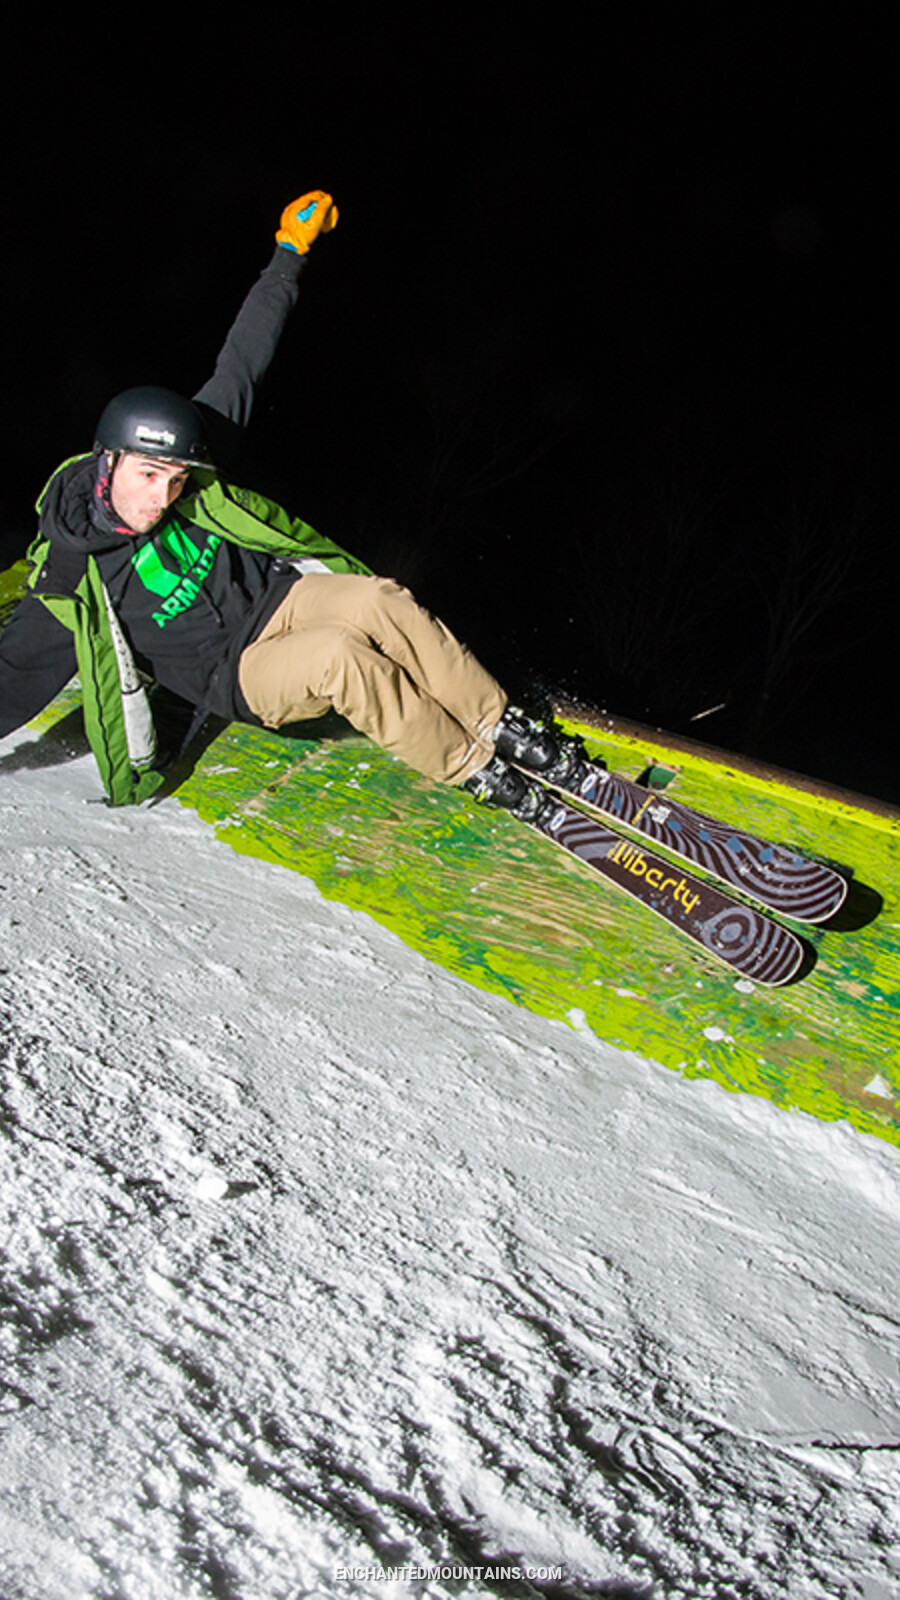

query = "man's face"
[109,454,190,535]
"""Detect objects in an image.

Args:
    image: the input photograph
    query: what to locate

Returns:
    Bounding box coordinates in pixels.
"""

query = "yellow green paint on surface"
[11,647,900,1147]
[0,561,29,624]
[166,712,900,1147]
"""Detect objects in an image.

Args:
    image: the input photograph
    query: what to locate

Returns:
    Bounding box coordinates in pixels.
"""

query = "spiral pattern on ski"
[535,801,804,985]
[566,770,847,923]
[698,906,803,986]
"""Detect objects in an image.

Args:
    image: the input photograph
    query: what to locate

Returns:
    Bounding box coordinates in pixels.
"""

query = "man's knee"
[354,575,415,624]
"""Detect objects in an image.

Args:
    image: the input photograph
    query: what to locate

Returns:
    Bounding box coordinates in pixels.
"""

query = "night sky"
[3,11,898,799]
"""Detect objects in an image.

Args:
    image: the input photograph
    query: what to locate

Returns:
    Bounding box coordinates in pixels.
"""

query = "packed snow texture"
[1,726,899,1600]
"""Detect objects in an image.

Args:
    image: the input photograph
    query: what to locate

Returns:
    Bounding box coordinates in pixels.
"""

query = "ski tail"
[516,737,848,924]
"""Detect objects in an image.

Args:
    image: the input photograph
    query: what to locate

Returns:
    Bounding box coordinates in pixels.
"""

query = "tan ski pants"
[238,573,507,784]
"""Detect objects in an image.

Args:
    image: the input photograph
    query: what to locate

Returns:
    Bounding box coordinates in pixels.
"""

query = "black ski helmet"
[94,386,211,466]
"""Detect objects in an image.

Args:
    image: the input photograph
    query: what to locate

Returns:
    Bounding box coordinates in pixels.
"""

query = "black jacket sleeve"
[0,593,77,738]
[192,247,306,467]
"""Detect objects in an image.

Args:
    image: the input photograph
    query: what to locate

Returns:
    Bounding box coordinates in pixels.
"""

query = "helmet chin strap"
[93,453,136,536]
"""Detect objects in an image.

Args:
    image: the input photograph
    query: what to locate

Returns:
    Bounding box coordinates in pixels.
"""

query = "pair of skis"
[509,750,847,986]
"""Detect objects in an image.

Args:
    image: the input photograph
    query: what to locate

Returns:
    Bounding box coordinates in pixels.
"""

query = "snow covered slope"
[1,723,899,1599]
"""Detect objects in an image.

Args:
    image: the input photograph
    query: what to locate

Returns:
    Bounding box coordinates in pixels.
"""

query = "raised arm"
[193,190,338,463]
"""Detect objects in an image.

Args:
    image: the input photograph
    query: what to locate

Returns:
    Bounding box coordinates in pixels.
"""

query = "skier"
[0,189,566,814]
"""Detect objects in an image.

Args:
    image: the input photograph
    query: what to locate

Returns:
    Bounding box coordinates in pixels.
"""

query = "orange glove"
[276,190,339,254]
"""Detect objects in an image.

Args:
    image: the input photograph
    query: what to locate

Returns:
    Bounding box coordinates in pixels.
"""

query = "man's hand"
[276,191,339,254]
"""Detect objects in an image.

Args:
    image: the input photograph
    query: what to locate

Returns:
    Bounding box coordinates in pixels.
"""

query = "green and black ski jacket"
[25,466,369,806]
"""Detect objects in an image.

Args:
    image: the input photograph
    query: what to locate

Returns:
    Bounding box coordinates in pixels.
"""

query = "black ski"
[524,756,847,924]
[523,794,805,985]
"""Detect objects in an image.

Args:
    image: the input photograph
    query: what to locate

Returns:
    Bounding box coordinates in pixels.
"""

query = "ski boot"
[492,706,587,791]
[462,755,554,825]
